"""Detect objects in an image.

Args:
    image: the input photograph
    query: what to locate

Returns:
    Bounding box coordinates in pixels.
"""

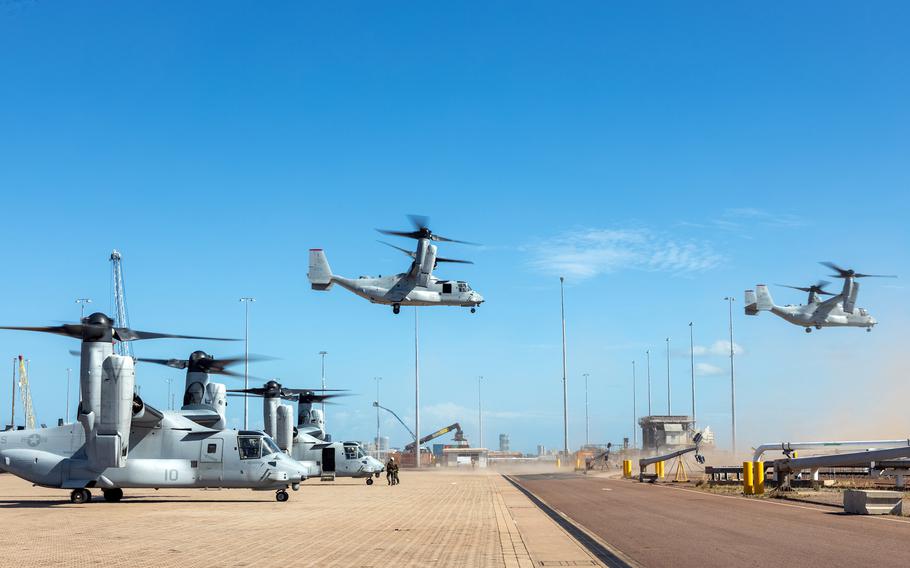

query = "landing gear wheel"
[374,472,381,478]
[276,490,289,502]
[393,304,401,315]
[815,325,822,330]
[366,478,374,485]
[470,307,476,313]
[867,327,872,332]
[805,328,812,333]
[70,489,91,504]
[103,488,123,502]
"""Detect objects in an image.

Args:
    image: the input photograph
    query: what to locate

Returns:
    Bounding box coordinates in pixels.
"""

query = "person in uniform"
[386,456,396,485]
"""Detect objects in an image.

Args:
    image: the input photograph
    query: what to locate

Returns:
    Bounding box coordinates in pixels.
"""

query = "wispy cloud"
[526,228,724,280]
[677,208,808,235]
[692,340,745,356]
[695,362,725,376]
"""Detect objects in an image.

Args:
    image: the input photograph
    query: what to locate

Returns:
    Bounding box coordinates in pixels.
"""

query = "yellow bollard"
[656,461,665,479]
[753,461,765,495]
[556,457,561,468]
[622,459,632,478]
[743,461,754,495]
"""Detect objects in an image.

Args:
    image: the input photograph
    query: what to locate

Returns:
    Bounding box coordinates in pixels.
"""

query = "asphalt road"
[512,473,910,568]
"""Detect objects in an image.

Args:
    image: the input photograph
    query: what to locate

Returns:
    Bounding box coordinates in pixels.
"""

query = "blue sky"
[1,2,908,454]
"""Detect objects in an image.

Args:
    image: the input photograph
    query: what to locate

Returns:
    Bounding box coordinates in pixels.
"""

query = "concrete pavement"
[513,473,910,568]
[0,470,601,567]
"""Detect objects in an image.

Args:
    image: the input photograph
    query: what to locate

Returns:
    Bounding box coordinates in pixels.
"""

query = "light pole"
[724,296,737,456]
[665,338,671,415]
[559,277,568,455]
[239,297,255,429]
[478,376,483,450]
[645,349,652,416]
[66,367,72,423]
[319,351,328,425]
[75,298,92,320]
[583,373,590,446]
[414,307,420,468]
[631,362,637,449]
[374,377,382,460]
[10,358,16,429]
[689,322,696,426]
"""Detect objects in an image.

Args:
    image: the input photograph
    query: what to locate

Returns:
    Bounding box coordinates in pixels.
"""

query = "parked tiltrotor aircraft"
[230,381,386,484]
[308,215,484,314]
[745,262,895,332]
[138,355,385,484]
[0,314,315,503]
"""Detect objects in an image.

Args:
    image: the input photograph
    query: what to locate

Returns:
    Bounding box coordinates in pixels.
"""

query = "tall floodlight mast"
[109,250,132,357]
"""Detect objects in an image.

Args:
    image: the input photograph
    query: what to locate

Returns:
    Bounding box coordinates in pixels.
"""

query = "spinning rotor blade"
[776,280,835,295]
[0,324,85,339]
[378,240,416,258]
[134,357,189,370]
[136,353,273,378]
[375,214,480,245]
[114,328,237,342]
[436,256,474,265]
[820,262,897,279]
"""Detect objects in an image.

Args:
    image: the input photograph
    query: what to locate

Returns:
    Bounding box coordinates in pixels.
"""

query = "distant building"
[638,415,695,451]
[537,444,546,456]
[499,433,510,452]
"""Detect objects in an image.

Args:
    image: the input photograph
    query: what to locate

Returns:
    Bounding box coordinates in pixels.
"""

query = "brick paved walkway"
[0,470,600,567]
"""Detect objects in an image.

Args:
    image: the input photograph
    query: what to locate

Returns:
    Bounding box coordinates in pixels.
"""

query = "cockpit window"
[344,445,357,460]
[458,283,470,292]
[262,437,282,456]
[238,436,262,460]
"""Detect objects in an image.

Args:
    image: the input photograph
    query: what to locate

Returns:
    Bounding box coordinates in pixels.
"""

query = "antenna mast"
[110,249,133,357]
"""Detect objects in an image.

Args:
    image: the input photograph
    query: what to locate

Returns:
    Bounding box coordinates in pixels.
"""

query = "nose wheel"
[70,489,92,504]
[276,489,289,502]
[804,328,812,333]
[392,304,401,315]
[366,478,374,485]
[470,307,476,313]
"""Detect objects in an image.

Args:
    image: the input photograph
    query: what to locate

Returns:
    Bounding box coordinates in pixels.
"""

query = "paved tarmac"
[0,470,601,568]
[512,473,910,568]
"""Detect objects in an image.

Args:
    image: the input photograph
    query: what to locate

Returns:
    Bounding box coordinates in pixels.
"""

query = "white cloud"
[695,362,724,376]
[692,340,745,357]
[526,227,724,280]
[722,208,807,229]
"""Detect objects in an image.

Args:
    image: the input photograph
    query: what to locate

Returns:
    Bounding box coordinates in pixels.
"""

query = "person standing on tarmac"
[386,457,397,485]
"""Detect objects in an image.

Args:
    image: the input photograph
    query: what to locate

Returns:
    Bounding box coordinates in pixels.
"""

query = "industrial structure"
[639,415,695,451]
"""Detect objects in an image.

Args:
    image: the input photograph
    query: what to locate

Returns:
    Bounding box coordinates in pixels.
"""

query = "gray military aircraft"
[745,262,896,332]
[308,215,484,314]
[230,381,386,484]
[134,353,385,484]
[0,314,316,503]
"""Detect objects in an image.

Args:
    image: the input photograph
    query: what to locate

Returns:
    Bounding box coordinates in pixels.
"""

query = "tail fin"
[308,249,334,290]
[744,290,758,315]
[754,284,774,311]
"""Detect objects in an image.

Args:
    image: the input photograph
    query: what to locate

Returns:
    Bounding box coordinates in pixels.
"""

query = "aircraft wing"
[812,295,842,319]
[132,399,165,426]
[174,408,224,428]
[385,275,417,302]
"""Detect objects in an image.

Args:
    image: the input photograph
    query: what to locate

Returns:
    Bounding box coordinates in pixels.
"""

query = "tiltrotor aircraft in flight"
[138,355,385,483]
[745,262,896,332]
[0,314,315,503]
[308,215,484,314]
